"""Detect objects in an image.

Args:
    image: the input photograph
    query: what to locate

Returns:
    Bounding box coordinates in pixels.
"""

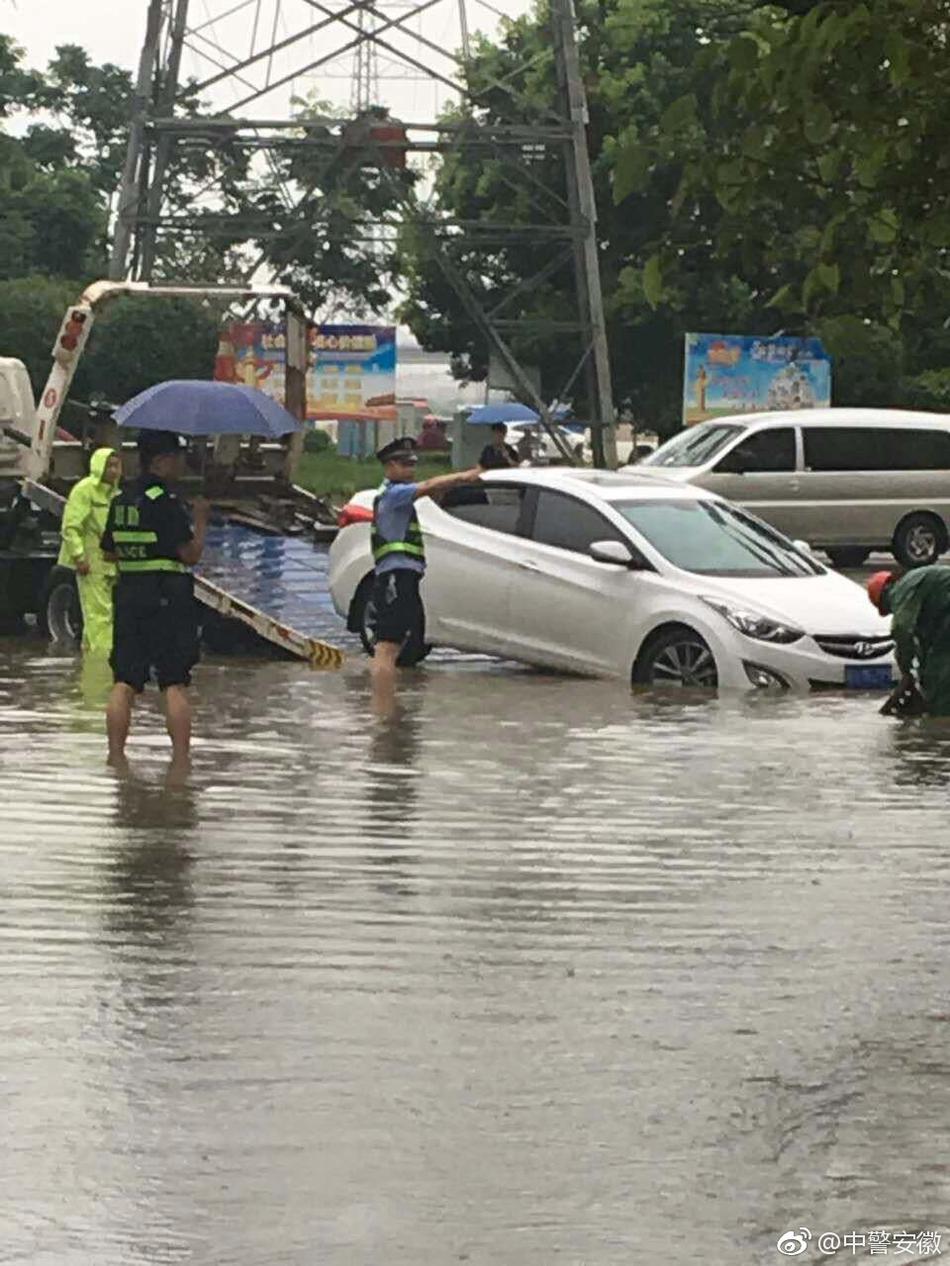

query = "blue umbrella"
[467,402,539,425]
[115,380,301,438]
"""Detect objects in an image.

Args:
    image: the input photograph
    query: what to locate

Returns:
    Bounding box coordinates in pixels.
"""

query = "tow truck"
[0,280,344,668]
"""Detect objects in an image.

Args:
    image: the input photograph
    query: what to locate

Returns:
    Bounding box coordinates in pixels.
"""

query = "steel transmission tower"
[110,0,618,465]
[350,3,380,112]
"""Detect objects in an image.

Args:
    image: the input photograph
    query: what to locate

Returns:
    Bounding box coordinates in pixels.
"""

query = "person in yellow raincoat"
[57,447,122,654]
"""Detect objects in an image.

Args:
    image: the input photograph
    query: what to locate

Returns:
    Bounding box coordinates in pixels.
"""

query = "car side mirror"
[590,539,636,567]
[793,539,815,555]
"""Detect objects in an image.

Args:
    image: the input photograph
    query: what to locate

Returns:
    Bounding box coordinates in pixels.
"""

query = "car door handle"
[518,559,542,572]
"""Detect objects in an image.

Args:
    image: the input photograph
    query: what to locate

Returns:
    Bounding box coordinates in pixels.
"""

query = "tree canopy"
[2,4,948,431]
[399,0,950,432]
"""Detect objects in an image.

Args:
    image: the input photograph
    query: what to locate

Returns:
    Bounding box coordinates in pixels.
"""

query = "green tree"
[614,0,950,395]
[0,275,219,405]
[401,0,949,431]
[399,0,769,433]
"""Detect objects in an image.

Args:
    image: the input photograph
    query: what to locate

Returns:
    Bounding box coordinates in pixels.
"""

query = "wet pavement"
[3,608,950,1264]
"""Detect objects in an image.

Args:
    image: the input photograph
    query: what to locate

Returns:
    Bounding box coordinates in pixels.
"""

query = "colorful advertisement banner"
[214,322,397,422]
[683,333,832,426]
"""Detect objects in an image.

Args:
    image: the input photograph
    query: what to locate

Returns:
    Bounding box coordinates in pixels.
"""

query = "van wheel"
[40,566,83,646]
[350,577,431,667]
[893,513,946,568]
[826,547,870,569]
[632,625,718,689]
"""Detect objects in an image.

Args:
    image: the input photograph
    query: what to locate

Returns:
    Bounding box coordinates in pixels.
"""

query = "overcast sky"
[4,1,146,72]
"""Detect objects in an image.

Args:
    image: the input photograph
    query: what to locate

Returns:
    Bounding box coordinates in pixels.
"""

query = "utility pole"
[551,0,618,468]
[109,0,164,280]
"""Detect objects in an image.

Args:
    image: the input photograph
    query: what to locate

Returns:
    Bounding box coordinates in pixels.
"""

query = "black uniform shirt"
[102,476,194,564]
[479,442,518,470]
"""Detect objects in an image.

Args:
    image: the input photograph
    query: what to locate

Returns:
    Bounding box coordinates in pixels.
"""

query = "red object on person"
[337,502,375,528]
[867,570,896,610]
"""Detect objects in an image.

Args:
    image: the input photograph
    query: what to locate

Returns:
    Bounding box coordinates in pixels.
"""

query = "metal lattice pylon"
[109,0,617,464]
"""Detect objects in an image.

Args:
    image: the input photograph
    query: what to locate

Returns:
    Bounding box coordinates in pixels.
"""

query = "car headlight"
[702,597,804,644]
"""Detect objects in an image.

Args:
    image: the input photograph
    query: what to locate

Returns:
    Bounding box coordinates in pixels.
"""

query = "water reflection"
[3,635,950,1265]
[360,680,424,895]
[887,719,950,789]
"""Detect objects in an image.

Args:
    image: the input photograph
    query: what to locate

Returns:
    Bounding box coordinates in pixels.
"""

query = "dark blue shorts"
[372,569,424,645]
[111,573,200,692]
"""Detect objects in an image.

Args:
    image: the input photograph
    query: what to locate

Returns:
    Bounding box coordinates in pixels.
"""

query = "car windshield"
[614,499,825,577]
[643,423,744,468]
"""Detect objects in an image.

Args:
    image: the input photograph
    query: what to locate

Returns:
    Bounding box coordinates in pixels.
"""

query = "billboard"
[214,322,397,422]
[683,333,832,426]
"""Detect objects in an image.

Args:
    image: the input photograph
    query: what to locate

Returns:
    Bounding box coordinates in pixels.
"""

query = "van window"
[717,427,796,474]
[804,427,950,472]
[643,423,744,468]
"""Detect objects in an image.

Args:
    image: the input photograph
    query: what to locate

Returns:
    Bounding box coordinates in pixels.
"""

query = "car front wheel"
[633,625,719,689]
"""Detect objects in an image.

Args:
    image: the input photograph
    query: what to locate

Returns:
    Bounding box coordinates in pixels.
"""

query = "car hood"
[694,571,892,637]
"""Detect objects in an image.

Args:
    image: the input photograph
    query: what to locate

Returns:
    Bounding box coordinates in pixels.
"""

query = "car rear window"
[439,484,526,535]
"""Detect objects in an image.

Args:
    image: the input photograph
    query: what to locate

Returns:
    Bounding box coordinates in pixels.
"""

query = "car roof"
[697,407,950,431]
[484,466,712,502]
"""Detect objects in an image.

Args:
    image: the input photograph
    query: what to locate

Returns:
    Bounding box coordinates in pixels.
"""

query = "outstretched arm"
[413,467,482,501]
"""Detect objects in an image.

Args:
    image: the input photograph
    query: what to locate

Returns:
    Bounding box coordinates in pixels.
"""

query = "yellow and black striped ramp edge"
[308,639,345,670]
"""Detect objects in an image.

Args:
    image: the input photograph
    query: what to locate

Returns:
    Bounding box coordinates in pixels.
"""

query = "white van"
[632,408,950,568]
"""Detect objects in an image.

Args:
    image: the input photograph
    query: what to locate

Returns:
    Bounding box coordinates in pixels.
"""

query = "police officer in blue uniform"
[370,437,481,703]
[101,430,209,766]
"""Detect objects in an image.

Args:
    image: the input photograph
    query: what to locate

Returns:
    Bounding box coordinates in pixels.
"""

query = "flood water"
[3,619,950,1264]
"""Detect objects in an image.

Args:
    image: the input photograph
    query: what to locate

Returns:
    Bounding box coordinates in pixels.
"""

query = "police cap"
[376,436,419,464]
[138,429,184,464]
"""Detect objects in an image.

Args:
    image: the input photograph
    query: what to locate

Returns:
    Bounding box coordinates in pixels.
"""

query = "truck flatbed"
[198,523,344,667]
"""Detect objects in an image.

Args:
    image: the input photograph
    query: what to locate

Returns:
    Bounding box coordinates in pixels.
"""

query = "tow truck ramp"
[24,480,344,669]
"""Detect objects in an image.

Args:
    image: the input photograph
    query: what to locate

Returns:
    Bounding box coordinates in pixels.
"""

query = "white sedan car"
[329,468,895,691]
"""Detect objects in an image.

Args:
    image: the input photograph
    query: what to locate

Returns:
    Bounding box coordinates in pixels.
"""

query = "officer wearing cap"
[101,430,210,766]
[370,437,482,701]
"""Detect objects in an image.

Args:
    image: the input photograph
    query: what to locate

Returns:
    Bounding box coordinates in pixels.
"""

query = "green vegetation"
[296,450,452,502]
[399,0,950,436]
[2,5,947,437]
[0,274,221,407]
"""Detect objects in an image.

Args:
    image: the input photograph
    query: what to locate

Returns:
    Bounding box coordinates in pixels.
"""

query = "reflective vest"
[111,483,187,575]
[372,489,425,565]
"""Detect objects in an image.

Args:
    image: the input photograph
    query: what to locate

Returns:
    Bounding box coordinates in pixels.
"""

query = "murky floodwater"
[3,617,950,1265]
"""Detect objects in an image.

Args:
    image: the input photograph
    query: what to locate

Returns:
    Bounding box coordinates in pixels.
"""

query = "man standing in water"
[370,437,482,707]
[868,566,950,716]
[101,431,209,766]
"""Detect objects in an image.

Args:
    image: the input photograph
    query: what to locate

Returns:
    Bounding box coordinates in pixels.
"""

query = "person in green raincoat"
[57,447,122,654]
[868,565,950,716]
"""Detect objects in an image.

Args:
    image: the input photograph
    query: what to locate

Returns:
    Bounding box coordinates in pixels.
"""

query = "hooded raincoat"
[57,447,120,654]
[889,564,950,715]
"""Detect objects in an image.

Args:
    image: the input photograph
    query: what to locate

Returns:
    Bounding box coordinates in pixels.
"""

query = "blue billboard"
[683,333,832,426]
